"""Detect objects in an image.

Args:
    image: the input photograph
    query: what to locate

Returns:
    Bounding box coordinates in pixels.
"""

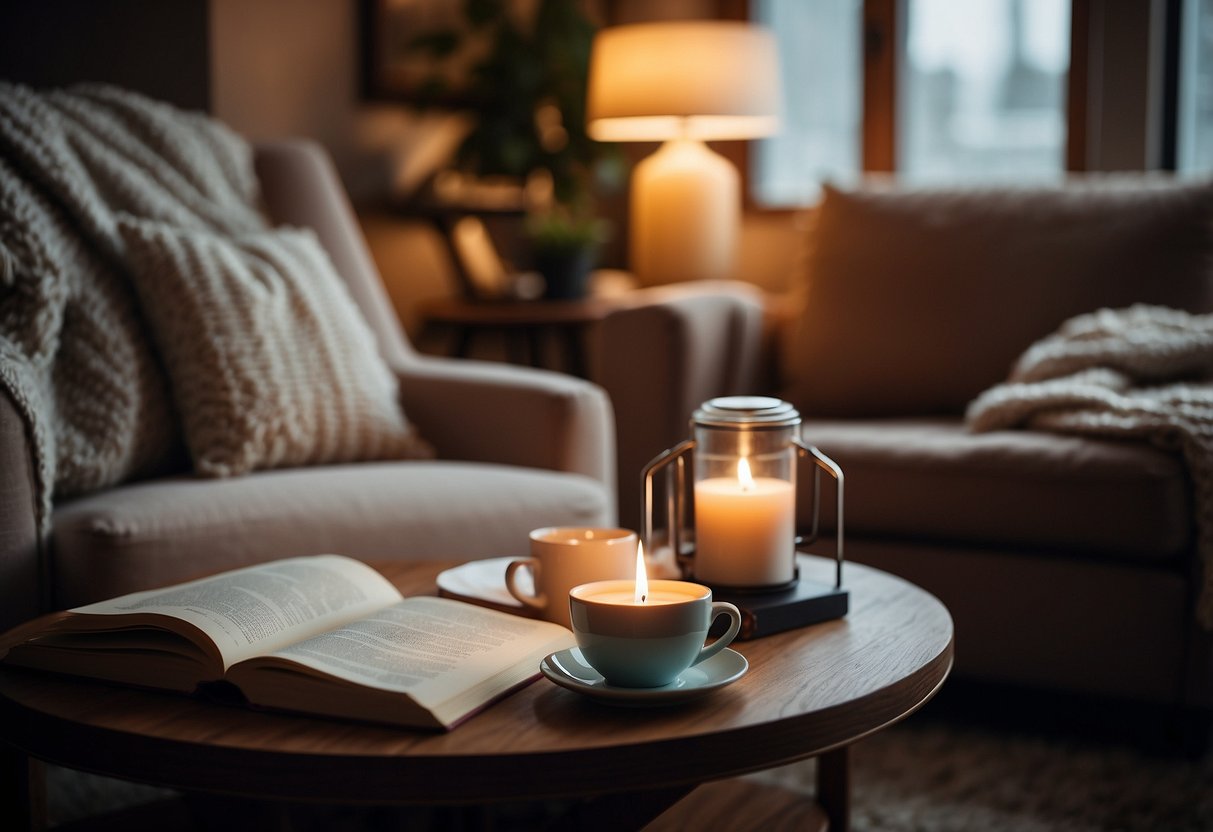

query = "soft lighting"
[738,458,755,492]
[634,540,649,604]
[586,22,781,142]
[585,21,781,285]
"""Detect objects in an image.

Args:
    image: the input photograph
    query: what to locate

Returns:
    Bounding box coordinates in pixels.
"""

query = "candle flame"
[737,457,755,492]
[634,540,648,604]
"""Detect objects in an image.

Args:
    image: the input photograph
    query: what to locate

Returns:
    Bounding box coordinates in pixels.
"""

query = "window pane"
[1179,0,1213,173]
[900,0,1070,184]
[751,0,863,207]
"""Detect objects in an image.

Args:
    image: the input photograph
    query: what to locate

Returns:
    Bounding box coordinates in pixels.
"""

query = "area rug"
[752,717,1213,832]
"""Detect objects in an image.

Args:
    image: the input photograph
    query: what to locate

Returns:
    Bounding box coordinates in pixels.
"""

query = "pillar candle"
[694,469,795,587]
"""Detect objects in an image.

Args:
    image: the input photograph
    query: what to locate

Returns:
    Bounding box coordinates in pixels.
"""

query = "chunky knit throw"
[0,83,427,574]
[966,305,1213,628]
[0,83,264,539]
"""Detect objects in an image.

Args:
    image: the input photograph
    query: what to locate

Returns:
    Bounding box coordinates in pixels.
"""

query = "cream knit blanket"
[0,84,266,548]
[966,305,1213,627]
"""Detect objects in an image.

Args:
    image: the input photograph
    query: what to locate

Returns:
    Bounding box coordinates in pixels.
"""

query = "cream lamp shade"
[586,21,781,285]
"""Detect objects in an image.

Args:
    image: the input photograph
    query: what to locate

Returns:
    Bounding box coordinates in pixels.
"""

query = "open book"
[0,555,574,730]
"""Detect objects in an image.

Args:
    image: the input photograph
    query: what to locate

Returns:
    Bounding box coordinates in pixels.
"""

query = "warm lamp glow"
[634,541,649,604]
[586,21,781,142]
[585,21,781,285]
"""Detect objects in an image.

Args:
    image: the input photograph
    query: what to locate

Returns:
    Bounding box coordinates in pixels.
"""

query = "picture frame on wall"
[358,0,488,105]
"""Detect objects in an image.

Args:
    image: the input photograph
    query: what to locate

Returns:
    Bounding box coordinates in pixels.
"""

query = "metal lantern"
[642,396,844,593]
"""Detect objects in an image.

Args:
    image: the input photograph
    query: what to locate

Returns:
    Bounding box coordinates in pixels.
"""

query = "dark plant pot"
[536,246,595,300]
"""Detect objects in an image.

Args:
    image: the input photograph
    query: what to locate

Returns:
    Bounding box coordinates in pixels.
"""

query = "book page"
[248,597,572,706]
[69,556,403,668]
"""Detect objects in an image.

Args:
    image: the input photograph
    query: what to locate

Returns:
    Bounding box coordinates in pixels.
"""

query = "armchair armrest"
[589,281,770,530]
[0,385,42,631]
[395,354,615,507]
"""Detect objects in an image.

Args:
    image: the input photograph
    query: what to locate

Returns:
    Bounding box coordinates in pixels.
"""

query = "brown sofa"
[593,178,1213,712]
[0,139,616,632]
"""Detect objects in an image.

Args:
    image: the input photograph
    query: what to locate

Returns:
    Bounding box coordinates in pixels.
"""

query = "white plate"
[540,647,748,705]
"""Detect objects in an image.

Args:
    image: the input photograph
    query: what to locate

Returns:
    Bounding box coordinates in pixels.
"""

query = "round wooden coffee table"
[0,556,952,831]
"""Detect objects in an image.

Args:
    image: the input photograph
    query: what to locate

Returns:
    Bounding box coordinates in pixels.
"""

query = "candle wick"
[641,594,646,604]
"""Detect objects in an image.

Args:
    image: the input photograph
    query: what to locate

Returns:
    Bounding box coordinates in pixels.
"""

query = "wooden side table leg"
[563,325,589,378]
[452,325,475,358]
[524,325,546,368]
[2,743,46,832]
[817,745,851,832]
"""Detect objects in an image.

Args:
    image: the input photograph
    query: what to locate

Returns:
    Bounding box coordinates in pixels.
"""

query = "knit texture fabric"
[118,219,430,476]
[0,81,258,536]
[0,83,427,554]
[967,305,1213,627]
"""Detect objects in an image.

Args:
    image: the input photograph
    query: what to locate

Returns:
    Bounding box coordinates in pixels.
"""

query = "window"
[1179,0,1213,173]
[751,0,863,205]
[900,0,1070,183]
[753,0,1072,206]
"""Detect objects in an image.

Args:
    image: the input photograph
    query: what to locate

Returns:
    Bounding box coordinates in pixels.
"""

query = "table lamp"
[586,21,781,284]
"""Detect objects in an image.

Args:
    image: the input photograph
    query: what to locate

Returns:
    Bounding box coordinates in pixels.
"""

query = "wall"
[0,0,209,109]
[210,0,459,338]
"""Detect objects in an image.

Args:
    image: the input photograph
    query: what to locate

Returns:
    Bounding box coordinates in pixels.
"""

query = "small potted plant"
[401,0,622,300]
[526,205,610,300]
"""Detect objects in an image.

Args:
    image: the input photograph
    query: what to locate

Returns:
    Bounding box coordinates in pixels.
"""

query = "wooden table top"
[0,557,952,805]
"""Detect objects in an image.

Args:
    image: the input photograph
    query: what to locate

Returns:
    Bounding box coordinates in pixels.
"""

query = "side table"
[417,295,622,377]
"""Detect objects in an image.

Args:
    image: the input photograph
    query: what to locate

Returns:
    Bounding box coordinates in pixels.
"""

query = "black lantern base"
[708,555,848,640]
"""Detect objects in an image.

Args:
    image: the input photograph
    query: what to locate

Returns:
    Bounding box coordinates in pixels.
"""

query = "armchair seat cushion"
[802,418,1191,561]
[51,461,609,608]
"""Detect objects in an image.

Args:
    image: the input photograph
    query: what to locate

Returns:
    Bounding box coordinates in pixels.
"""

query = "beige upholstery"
[52,462,607,608]
[0,139,616,626]
[783,180,1213,416]
[591,178,1213,709]
[800,418,1191,560]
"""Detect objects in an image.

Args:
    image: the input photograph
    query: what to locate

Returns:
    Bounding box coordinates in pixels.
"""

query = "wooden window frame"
[735,0,1091,213]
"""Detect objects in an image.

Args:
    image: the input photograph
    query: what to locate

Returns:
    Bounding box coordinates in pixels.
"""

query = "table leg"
[524,326,546,368]
[817,745,851,832]
[452,325,475,359]
[1,743,46,832]
[562,326,589,378]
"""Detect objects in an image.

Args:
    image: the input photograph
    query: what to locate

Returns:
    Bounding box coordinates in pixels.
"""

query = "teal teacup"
[568,579,742,688]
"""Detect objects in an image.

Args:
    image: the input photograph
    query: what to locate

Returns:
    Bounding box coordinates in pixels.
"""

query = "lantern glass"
[690,397,800,590]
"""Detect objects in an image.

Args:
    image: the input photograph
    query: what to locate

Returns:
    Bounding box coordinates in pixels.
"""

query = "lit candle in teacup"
[694,457,796,588]
[568,542,742,687]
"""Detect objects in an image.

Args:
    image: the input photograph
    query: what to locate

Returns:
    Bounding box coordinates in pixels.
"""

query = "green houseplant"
[403,0,617,298]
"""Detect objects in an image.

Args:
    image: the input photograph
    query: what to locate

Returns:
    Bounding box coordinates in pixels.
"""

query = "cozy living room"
[1,0,1212,830]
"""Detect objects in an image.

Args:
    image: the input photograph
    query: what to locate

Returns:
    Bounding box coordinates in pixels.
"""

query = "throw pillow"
[780,178,1213,417]
[118,218,432,476]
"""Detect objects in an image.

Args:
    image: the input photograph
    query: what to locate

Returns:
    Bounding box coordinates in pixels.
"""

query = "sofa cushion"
[782,179,1213,417]
[51,461,610,608]
[799,418,1191,561]
[118,218,432,477]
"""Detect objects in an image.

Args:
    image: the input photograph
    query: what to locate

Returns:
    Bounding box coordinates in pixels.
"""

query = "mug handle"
[505,558,547,610]
[693,602,742,666]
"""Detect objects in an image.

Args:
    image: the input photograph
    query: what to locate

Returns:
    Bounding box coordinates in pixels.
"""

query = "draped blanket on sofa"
[0,83,265,541]
[0,82,426,586]
[967,304,1213,627]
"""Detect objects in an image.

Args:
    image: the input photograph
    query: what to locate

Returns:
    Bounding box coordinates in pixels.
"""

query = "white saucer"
[436,557,527,610]
[540,647,748,705]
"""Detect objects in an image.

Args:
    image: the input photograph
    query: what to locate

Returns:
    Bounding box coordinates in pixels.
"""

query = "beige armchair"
[0,140,615,631]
